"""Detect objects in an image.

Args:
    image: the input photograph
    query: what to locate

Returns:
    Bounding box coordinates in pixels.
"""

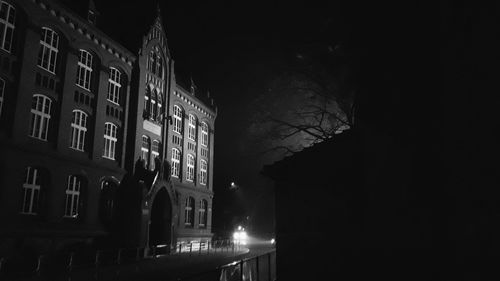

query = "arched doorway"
[149,187,172,246]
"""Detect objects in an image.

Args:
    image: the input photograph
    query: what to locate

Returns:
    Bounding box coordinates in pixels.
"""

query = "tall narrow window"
[188,114,197,141]
[29,95,51,141]
[173,105,182,134]
[144,88,151,118]
[199,200,207,227]
[151,140,160,170]
[157,56,163,78]
[184,196,194,226]
[64,175,81,218]
[0,78,4,118]
[0,1,15,52]
[141,135,150,169]
[103,122,117,160]
[156,93,162,122]
[151,90,157,121]
[37,27,59,73]
[148,51,154,72]
[21,166,41,215]
[200,160,207,185]
[201,122,208,147]
[76,50,93,90]
[186,154,195,182]
[171,148,180,178]
[69,110,87,151]
[107,67,121,104]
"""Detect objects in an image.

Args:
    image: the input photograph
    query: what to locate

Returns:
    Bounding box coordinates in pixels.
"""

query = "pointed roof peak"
[88,0,98,12]
[156,2,161,15]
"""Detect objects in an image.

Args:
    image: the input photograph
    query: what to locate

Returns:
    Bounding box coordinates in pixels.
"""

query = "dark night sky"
[78,0,355,235]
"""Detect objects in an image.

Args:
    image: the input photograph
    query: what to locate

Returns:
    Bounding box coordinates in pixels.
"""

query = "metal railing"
[180,249,277,281]
[0,239,239,280]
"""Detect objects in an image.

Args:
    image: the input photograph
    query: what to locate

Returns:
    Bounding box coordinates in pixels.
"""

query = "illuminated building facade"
[0,0,216,256]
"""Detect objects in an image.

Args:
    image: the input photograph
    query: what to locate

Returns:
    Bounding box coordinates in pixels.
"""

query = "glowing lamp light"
[271,238,275,244]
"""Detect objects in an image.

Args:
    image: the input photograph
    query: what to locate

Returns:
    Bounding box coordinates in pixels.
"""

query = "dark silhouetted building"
[0,0,216,257]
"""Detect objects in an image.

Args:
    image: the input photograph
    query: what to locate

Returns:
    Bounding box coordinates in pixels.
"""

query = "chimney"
[87,0,99,25]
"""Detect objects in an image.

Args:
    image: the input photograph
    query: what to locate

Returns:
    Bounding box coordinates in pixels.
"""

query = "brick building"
[0,0,216,257]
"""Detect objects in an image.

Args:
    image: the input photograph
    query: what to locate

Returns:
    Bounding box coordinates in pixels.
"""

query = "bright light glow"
[232,230,248,245]
[271,238,275,244]
[237,225,242,231]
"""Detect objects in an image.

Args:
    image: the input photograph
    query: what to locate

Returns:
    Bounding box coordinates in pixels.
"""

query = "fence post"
[35,255,43,277]
[68,252,74,273]
[207,241,210,254]
[117,248,122,265]
[189,243,193,256]
[268,252,272,281]
[240,260,244,281]
[178,243,181,255]
[256,255,259,281]
[95,250,101,267]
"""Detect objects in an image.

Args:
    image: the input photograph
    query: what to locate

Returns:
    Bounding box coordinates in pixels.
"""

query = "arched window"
[200,160,207,185]
[99,179,117,225]
[0,77,4,118]
[171,148,180,178]
[152,52,157,75]
[151,140,160,170]
[29,94,51,140]
[37,27,59,73]
[21,166,41,215]
[70,110,88,151]
[198,199,207,227]
[201,122,209,147]
[184,196,195,226]
[173,105,183,134]
[64,175,83,218]
[107,67,121,104]
[186,154,195,182]
[188,114,197,141]
[141,135,151,169]
[76,49,93,90]
[103,122,118,160]
[0,1,16,52]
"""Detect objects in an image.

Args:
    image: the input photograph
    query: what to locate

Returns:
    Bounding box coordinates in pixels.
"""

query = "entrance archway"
[149,187,172,246]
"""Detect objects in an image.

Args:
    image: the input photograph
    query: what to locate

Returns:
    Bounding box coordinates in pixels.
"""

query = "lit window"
[156,93,162,122]
[186,154,195,182]
[184,196,194,226]
[173,105,183,134]
[29,94,51,141]
[148,51,155,73]
[188,114,197,141]
[144,88,151,118]
[64,175,82,218]
[201,122,209,147]
[199,200,207,227]
[107,67,121,104]
[0,77,4,118]
[151,140,160,170]
[37,27,59,73]
[103,122,117,160]
[151,90,157,121]
[0,1,15,52]
[69,110,88,151]
[200,160,207,185]
[21,166,41,215]
[76,50,93,90]
[141,135,150,169]
[171,148,181,178]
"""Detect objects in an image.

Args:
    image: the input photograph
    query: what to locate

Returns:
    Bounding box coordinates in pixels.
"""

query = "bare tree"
[244,43,357,160]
